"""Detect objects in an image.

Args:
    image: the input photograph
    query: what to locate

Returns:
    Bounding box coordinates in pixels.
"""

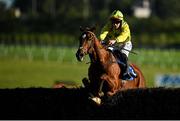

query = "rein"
[79,31,118,65]
[86,31,119,65]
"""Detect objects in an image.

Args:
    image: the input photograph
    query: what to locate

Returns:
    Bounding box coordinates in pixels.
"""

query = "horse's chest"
[88,64,104,78]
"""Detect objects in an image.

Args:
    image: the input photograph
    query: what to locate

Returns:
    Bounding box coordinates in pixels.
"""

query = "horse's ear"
[90,26,96,32]
[80,26,84,31]
[85,27,90,31]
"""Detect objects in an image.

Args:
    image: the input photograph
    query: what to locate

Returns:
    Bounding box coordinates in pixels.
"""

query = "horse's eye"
[82,34,86,39]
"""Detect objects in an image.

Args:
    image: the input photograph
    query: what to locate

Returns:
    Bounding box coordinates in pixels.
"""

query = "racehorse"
[76,27,145,105]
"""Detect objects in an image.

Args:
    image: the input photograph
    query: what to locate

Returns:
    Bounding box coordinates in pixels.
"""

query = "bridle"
[78,31,95,55]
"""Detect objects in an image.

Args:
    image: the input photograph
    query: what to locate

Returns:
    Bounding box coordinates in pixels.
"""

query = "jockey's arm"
[99,23,110,41]
[116,23,130,43]
[100,31,108,41]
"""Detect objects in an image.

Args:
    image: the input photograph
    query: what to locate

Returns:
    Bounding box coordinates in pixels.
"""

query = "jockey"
[99,10,136,79]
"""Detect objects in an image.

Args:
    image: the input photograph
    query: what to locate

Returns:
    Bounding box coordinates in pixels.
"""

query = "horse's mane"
[80,26,96,33]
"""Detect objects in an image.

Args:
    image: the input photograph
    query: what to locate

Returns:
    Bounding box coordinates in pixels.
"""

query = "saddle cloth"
[121,66,137,81]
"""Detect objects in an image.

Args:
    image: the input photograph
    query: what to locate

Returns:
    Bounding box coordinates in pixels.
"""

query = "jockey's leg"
[120,41,132,78]
[106,45,133,89]
[120,53,131,78]
[111,49,129,77]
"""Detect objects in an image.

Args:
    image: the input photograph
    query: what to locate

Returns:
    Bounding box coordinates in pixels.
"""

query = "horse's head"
[76,27,96,62]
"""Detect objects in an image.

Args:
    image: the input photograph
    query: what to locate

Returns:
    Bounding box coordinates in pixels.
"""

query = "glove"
[108,40,116,45]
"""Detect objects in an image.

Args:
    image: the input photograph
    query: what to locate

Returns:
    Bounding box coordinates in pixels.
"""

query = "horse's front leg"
[101,74,120,96]
[98,80,105,97]
[88,79,105,106]
[82,78,103,105]
[82,77,90,88]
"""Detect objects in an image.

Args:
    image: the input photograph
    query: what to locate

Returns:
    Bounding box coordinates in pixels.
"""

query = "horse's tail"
[130,63,146,88]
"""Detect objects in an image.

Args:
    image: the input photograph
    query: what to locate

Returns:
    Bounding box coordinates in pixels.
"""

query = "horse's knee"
[106,85,120,96]
[100,74,108,81]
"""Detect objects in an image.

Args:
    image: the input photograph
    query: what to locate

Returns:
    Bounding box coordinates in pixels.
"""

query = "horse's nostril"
[80,53,84,57]
[76,51,84,61]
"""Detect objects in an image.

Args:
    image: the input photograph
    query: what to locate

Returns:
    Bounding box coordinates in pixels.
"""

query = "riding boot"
[122,53,138,78]
[121,53,131,79]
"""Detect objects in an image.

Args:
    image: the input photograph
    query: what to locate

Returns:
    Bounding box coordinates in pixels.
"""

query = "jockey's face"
[112,20,121,29]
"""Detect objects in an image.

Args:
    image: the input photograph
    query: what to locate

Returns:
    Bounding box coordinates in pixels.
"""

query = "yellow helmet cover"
[110,10,124,21]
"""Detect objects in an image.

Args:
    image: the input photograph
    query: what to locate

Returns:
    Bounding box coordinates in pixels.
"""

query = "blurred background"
[0,0,179,88]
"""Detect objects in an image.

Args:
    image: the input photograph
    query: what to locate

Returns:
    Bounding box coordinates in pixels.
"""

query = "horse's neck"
[92,38,108,64]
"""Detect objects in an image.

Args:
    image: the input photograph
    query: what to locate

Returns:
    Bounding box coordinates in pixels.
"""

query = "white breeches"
[121,41,132,57]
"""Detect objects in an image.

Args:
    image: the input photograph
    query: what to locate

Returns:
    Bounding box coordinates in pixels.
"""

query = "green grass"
[0,45,179,89]
[0,59,89,88]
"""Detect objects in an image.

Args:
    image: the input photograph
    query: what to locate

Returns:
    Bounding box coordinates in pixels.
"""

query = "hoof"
[89,97,101,105]
[98,91,104,97]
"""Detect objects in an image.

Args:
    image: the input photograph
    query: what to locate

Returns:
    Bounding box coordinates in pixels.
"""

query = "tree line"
[0,0,180,48]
